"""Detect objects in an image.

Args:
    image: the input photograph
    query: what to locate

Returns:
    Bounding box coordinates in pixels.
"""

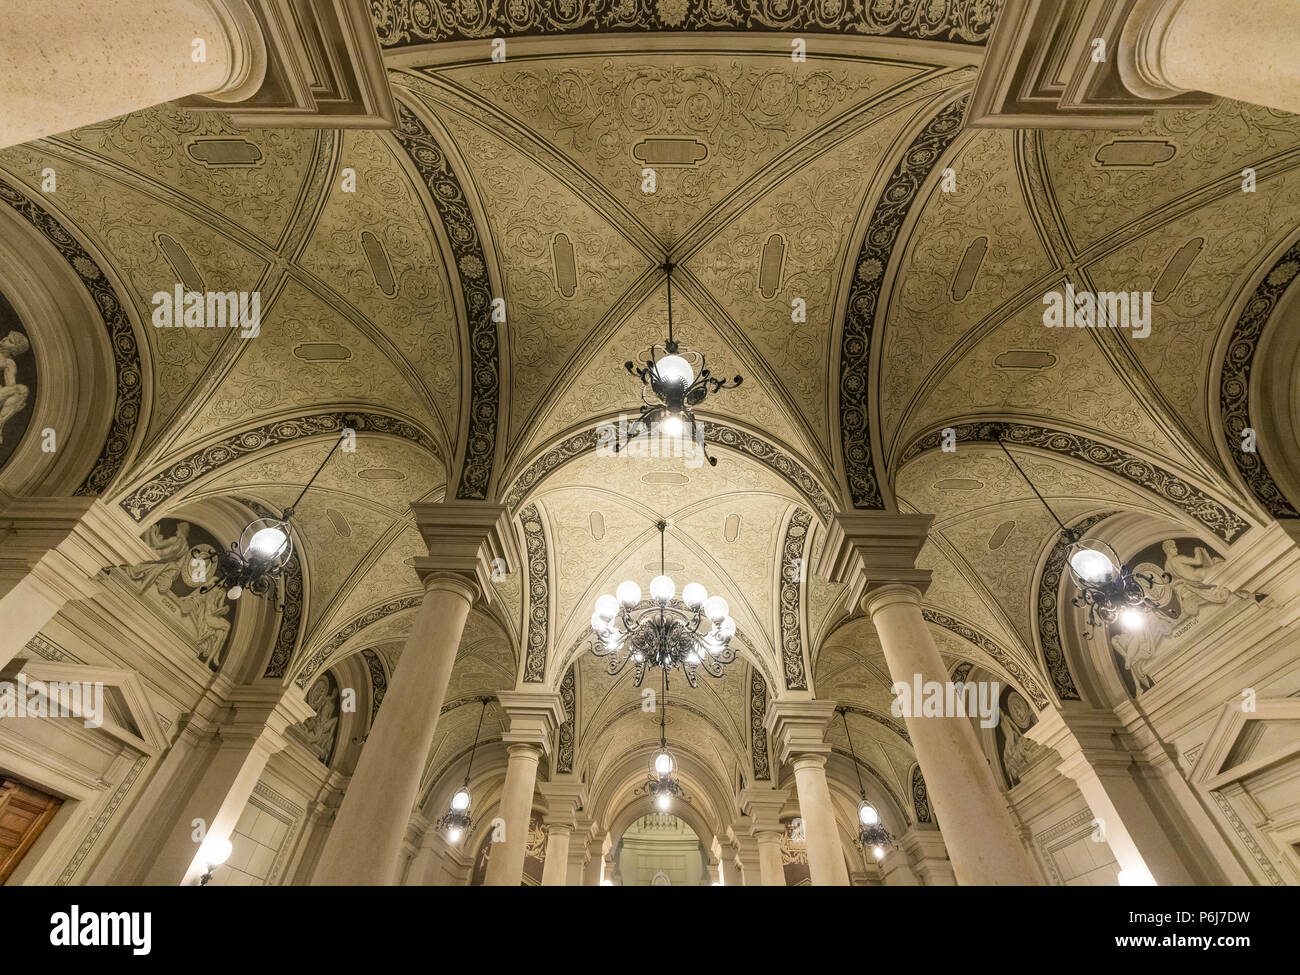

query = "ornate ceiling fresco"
[4,1,1300,845]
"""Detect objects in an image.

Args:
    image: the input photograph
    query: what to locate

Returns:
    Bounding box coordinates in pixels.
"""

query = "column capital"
[739,787,791,834]
[409,501,520,605]
[539,777,588,828]
[817,511,933,607]
[497,690,565,756]
[221,680,314,752]
[765,699,838,766]
[1027,705,1135,778]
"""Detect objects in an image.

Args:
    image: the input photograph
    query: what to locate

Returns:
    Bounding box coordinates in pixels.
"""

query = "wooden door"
[0,776,62,884]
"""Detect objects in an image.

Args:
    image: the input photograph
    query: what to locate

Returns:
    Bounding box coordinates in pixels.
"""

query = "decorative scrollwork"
[294,594,424,688]
[749,667,770,781]
[778,507,812,690]
[840,97,969,509]
[921,607,1049,708]
[520,503,550,682]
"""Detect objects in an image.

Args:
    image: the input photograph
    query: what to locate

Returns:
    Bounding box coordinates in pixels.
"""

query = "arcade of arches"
[4,0,1300,887]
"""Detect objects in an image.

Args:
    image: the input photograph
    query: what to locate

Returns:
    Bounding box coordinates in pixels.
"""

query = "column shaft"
[484,743,542,886]
[868,584,1037,885]
[754,831,786,886]
[313,577,475,885]
[0,0,266,149]
[540,825,572,886]
[790,755,850,886]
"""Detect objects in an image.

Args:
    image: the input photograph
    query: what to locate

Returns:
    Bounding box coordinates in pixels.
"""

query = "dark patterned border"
[778,507,812,690]
[393,102,498,501]
[119,410,439,522]
[294,594,424,687]
[839,96,968,509]
[556,664,576,772]
[0,177,142,495]
[361,647,388,722]
[519,502,549,682]
[949,660,973,683]
[749,666,770,781]
[901,421,1250,543]
[910,764,932,825]
[503,421,832,520]
[371,0,1000,47]
[234,497,305,680]
[922,607,1049,708]
[841,704,910,744]
[1219,240,1300,518]
[1035,512,1111,701]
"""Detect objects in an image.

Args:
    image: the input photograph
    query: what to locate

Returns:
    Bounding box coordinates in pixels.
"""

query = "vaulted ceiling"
[4,9,1300,836]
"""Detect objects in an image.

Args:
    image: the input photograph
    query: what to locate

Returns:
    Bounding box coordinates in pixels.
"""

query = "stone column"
[313,503,518,885]
[142,681,312,885]
[1120,0,1300,116]
[0,0,267,149]
[1027,707,1195,885]
[820,512,1038,885]
[740,787,790,886]
[538,778,587,886]
[716,837,742,887]
[706,857,722,885]
[766,701,851,886]
[0,494,156,670]
[483,691,565,886]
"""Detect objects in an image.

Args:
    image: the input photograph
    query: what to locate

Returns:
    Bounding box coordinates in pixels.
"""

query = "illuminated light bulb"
[631,651,644,663]
[702,596,729,624]
[451,789,470,812]
[715,616,736,641]
[199,835,233,867]
[682,582,707,610]
[654,751,674,776]
[447,827,463,844]
[226,585,243,600]
[872,846,885,861]
[590,611,613,636]
[649,574,675,604]
[594,593,619,622]
[858,802,879,826]
[1070,546,1115,583]
[655,793,672,812]
[1119,607,1146,631]
[248,525,289,559]
[616,580,641,607]
[661,414,684,438]
[685,652,699,666]
[655,354,694,389]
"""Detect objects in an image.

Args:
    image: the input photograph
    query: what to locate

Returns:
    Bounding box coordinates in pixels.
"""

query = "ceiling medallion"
[839,708,894,861]
[589,520,737,688]
[438,697,490,845]
[614,259,743,467]
[204,429,349,606]
[996,434,1168,634]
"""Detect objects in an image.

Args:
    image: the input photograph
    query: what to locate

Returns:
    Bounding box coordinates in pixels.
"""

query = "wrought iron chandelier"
[996,433,1169,636]
[632,670,690,812]
[615,258,743,467]
[589,520,737,688]
[201,428,349,606]
[839,707,894,861]
[437,696,490,844]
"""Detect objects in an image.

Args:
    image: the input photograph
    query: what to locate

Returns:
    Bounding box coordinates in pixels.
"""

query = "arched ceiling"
[4,10,1300,845]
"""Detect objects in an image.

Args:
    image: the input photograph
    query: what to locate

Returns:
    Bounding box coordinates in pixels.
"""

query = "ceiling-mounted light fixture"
[995,431,1169,634]
[615,259,742,467]
[437,696,491,845]
[201,428,350,606]
[633,669,689,812]
[838,707,894,861]
[589,520,737,688]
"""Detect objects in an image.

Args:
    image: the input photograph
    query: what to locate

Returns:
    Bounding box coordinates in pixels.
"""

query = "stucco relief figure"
[293,676,340,764]
[119,521,233,669]
[1160,540,1238,616]
[0,330,31,445]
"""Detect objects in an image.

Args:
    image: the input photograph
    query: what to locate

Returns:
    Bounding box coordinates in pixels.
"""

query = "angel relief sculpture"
[116,520,234,670]
[1108,538,1254,693]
